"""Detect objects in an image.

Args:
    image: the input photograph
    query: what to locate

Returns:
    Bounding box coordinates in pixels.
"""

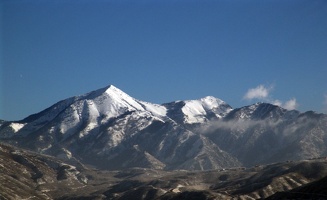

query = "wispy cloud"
[243,85,271,100]
[244,84,298,110]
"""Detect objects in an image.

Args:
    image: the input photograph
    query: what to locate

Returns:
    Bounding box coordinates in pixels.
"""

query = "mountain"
[0,85,327,171]
[0,85,237,170]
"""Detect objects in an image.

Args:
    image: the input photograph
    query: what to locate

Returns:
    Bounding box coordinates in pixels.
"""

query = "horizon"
[1,0,327,120]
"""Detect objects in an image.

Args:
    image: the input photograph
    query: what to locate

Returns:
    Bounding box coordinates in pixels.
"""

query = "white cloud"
[243,85,271,100]
[283,98,298,110]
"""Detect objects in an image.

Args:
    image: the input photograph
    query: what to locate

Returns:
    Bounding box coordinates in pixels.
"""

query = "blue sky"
[1,0,327,120]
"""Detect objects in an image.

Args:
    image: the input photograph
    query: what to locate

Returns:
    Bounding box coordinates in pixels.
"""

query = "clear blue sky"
[1,0,327,120]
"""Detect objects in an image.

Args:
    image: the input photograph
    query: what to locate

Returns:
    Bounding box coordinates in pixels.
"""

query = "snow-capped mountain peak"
[103,85,133,101]
[81,85,142,109]
[75,85,146,119]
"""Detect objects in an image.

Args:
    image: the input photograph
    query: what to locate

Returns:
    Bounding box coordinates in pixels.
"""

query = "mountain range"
[1,85,327,171]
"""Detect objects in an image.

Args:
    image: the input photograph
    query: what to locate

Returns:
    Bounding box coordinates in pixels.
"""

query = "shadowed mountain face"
[2,142,327,200]
[0,85,327,171]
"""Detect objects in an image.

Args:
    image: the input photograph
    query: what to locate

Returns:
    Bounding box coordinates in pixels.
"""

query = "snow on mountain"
[163,96,232,125]
[87,85,144,116]
[9,123,26,133]
[74,85,145,120]
[138,100,167,118]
